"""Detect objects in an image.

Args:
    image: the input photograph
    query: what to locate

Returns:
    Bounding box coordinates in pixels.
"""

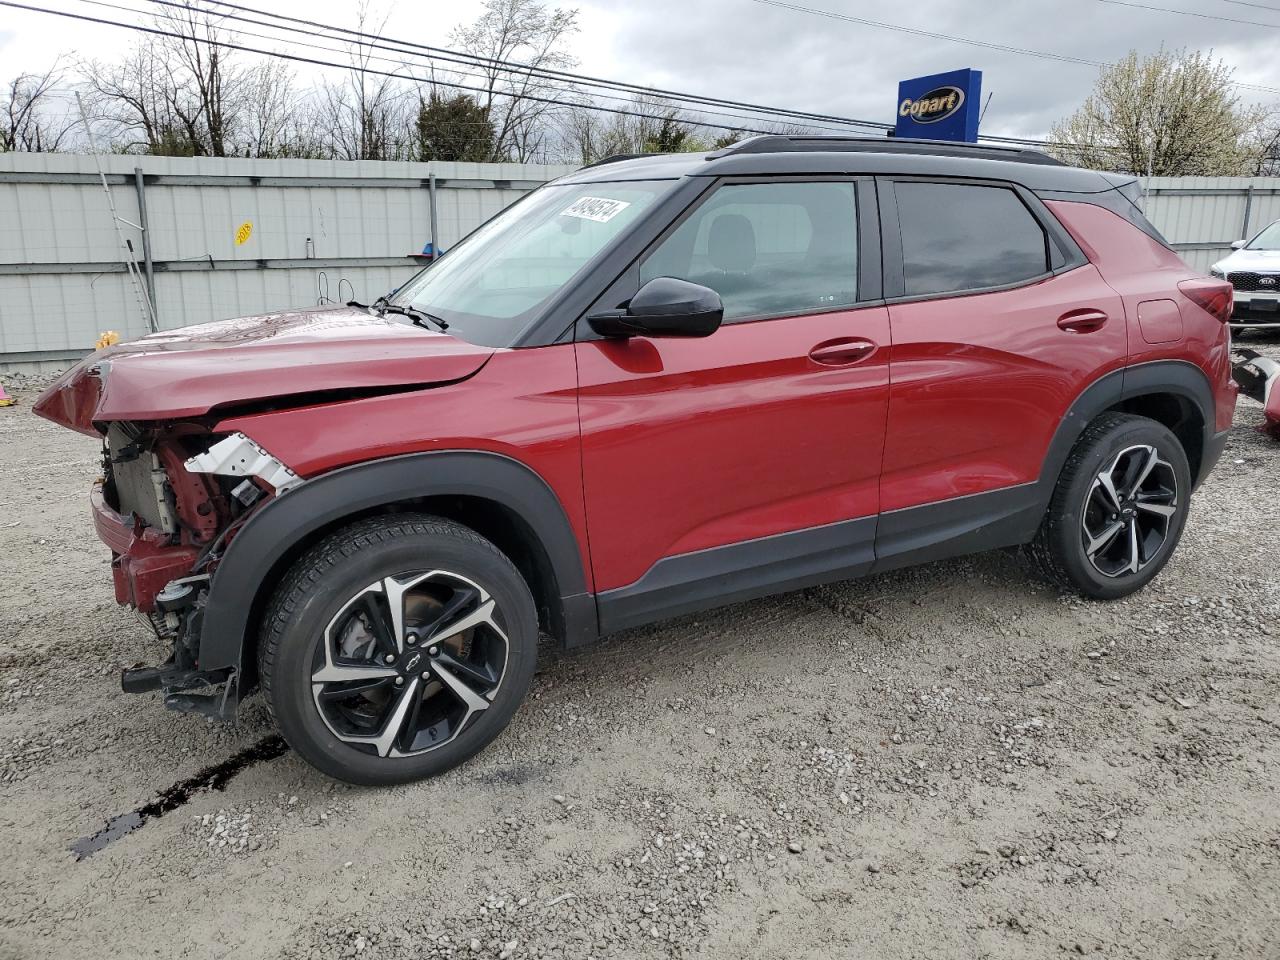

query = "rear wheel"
[1029,412,1191,600]
[258,515,537,785]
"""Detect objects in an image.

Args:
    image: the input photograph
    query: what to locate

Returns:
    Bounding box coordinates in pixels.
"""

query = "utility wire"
[5,0,1146,160]
[159,0,1133,155]
[751,0,1109,67]
[69,0,856,135]
[1099,0,1280,27]
[162,0,1152,152]
[751,0,1280,95]
[0,0,813,136]
[1220,0,1280,12]
[179,0,893,134]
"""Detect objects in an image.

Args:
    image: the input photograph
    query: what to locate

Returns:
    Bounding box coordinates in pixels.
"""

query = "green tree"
[644,116,692,153]
[416,92,495,162]
[1050,49,1266,175]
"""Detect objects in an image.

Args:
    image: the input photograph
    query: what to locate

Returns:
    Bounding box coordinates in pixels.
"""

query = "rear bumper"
[91,483,199,612]
[1230,289,1280,323]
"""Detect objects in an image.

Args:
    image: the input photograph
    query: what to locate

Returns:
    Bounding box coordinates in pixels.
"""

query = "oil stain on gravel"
[69,734,289,860]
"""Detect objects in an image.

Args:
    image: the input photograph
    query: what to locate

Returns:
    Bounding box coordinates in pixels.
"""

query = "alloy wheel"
[1080,444,1179,579]
[310,570,509,758]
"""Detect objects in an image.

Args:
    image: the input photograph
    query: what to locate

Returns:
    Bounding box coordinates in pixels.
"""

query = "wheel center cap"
[402,651,424,675]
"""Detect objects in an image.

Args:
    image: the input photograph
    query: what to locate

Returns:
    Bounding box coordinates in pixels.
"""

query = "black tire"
[1029,412,1192,600]
[258,514,537,786]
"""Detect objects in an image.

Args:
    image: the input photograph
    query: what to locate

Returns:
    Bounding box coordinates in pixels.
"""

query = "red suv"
[36,136,1237,784]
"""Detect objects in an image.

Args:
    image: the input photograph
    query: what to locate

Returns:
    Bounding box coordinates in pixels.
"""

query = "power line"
[70,0,1129,154]
[1098,0,1280,28]
[164,0,1133,155]
[0,0,1175,162]
[170,0,1197,154]
[751,0,1280,95]
[1221,0,1280,12]
[70,0,857,135]
[182,0,892,134]
[0,0,812,137]
[750,0,1110,67]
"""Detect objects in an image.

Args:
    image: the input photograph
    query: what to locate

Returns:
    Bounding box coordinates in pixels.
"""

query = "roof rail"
[706,135,1065,167]
[581,152,653,168]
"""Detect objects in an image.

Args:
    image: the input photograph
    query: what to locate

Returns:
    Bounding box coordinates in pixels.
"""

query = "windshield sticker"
[560,196,631,223]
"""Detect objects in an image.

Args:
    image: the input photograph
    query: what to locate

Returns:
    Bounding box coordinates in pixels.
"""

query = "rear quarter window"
[895,181,1051,297]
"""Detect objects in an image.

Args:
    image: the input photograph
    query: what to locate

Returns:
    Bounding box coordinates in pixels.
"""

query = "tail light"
[1178,278,1233,324]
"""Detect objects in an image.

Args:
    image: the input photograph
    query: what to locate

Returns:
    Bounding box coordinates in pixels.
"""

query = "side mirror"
[1231,239,1246,250]
[588,277,723,339]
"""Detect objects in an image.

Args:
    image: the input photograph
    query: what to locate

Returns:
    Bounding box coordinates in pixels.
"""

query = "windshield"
[1246,221,1280,251]
[389,180,671,346]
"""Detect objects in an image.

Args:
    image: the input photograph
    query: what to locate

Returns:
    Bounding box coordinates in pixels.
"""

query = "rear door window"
[894,181,1050,297]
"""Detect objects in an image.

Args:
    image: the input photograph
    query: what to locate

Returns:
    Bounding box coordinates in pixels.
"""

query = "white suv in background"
[1211,219,1280,325]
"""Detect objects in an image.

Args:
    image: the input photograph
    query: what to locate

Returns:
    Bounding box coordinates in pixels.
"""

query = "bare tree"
[449,0,579,161]
[81,3,324,158]
[557,101,635,163]
[240,59,309,158]
[86,2,247,156]
[316,2,414,161]
[558,96,753,163]
[153,0,242,157]
[35,0,596,161]
[81,41,198,154]
[1,61,76,152]
[1050,49,1267,176]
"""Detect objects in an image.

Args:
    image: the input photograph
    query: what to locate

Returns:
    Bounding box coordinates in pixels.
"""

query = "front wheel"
[1029,412,1192,600]
[258,515,538,785]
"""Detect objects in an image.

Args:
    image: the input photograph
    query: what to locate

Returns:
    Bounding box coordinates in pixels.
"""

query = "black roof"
[559,135,1132,195]
[705,135,1066,165]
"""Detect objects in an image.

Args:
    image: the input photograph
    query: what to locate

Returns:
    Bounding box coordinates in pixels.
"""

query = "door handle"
[809,338,877,366]
[1057,308,1109,333]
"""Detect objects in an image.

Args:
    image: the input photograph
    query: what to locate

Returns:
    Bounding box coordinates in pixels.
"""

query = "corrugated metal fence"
[1138,176,1280,274]
[0,153,576,369]
[0,157,1277,370]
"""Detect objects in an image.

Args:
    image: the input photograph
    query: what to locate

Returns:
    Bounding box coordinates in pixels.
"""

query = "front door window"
[639,180,859,322]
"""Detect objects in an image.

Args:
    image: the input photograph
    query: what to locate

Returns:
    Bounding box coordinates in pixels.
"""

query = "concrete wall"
[0,153,576,369]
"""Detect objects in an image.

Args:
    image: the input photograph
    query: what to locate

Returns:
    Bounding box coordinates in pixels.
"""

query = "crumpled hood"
[34,305,494,435]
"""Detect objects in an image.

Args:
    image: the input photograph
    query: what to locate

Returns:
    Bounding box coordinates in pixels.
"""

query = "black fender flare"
[197,450,595,694]
[1038,359,1219,498]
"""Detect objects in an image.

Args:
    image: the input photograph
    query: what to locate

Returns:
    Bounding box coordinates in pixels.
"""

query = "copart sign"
[894,68,983,143]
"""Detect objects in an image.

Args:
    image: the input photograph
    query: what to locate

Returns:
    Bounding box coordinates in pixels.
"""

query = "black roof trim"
[706,134,1065,167]
[557,143,1122,195]
[582,153,652,168]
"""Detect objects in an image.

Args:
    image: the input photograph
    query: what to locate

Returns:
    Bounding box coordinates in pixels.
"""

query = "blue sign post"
[895,68,983,142]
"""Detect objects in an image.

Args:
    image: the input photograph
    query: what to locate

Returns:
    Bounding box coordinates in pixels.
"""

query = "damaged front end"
[1233,349,1280,440]
[32,305,497,719]
[97,424,297,717]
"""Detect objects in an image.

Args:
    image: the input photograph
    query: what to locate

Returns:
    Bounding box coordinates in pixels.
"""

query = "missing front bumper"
[1233,349,1280,439]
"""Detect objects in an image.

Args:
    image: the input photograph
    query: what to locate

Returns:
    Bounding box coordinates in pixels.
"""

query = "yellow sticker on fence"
[235,221,253,245]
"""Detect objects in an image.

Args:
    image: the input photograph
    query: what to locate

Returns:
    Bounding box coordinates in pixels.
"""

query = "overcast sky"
[2,0,1279,141]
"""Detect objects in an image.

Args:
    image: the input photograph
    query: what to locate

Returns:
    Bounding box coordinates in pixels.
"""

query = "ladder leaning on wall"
[75,92,158,336]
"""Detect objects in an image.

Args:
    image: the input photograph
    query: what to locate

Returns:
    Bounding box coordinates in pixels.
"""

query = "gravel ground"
[1,341,1278,960]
